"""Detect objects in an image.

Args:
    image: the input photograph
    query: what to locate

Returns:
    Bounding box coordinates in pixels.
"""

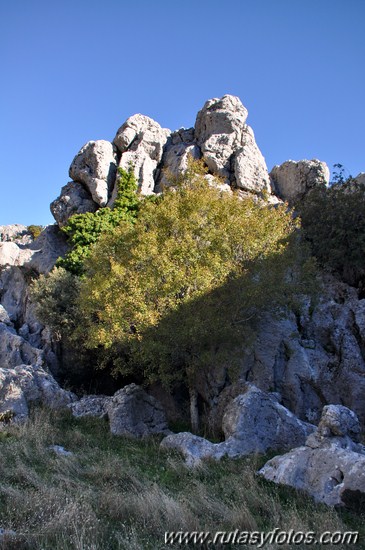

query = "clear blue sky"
[1,0,364,226]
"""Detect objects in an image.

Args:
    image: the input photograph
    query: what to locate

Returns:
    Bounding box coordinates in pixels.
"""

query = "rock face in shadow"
[50,181,98,227]
[258,405,365,509]
[68,384,170,438]
[108,383,170,438]
[0,364,76,424]
[161,384,314,467]
[270,159,330,204]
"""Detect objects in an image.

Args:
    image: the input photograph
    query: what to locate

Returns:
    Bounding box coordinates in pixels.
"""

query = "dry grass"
[0,407,363,549]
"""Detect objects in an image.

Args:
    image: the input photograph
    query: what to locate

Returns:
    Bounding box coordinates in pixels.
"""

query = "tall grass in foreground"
[0,407,363,549]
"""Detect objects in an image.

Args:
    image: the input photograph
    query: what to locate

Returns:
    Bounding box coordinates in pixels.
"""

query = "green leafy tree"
[299,166,365,291]
[57,167,139,275]
[78,163,314,431]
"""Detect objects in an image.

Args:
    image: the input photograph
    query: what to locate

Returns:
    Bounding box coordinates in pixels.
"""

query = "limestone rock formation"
[195,95,271,193]
[354,172,365,186]
[113,114,170,196]
[69,140,118,206]
[50,181,98,227]
[0,322,43,368]
[161,385,314,466]
[270,159,330,204]
[0,224,33,244]
[155,128,200,191]
[0,364,76,424]
[69,395,111,419]
[222,384,314,452]
[107,383,170,438]
[258,405,365,509]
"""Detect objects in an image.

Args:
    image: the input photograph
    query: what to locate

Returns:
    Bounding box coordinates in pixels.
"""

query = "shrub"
[57,167,139,275]
[78,161,315,430]
[27,225,43,239]
[299,167,365,291]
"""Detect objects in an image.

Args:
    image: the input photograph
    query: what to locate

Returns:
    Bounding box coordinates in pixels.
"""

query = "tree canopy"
[77,162,314,429]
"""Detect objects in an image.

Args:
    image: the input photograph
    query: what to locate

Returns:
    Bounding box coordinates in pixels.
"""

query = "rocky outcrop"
[69,140,118,207]
[195,95,271,194]
[270,159,330,204]
[191,275,365,431]
[113,114,170,196]
[354,172,365,186]
[259,405,365,509]
[108,383,170,438]
[50,181,98,227]
[0,224,33,245]
[69,394,110,418]
[50,94,273,220]
[69,385,170,438]
[0,364,76,424]
[0,322,43,368]
[161,385,314,466]
[222,384,314,452]
[155,128,200,191]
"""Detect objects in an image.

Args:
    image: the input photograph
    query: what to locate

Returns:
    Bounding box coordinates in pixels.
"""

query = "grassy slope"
[0,407,363,549]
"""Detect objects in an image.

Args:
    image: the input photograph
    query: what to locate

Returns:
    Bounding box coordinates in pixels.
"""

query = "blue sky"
[1,0,364,226]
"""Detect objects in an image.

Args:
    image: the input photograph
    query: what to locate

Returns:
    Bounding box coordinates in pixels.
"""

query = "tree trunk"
[189,386,199,434]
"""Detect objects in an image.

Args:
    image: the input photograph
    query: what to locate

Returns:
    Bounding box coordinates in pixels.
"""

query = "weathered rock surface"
[222,384,315,452]
[161,385,314,466]
[0,364,76,423]
[270,159,330,204]
[259,405,365,509]
[195,95,270,193]
[108,383,170,437]
[50,181,98,227]
[207,275,365,429]
[161,432,225,467]
[113,114,170,196]
[155,128,200,191]
[69,140,118,206]
[69,394,111,418]
[0,322,43,368]
[354,172,365,186]
[0,224,33,244]
[0,305,11,325]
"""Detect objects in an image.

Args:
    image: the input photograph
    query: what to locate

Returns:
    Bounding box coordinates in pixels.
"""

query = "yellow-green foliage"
[27,224,43,239]
[78,162,314,389]
[30,267,82,342]
[57,167,140,275]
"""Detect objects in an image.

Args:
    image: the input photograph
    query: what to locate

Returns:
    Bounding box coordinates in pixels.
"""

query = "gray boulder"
[0,224,32,244]
[0,305,11,325]
[0,266,28,323]
[195,95,270,194]
[69,394,111,419]
[270,159,330,204]
[258,405,365,509]
[69,140,117,206]
[354,172,365,186]
[222,384,315,454]
[155,128,201,191]
[50,181,98,227]
[107,383,170,437]
[0,364,76,423]
[0,242,24,267]
[161,385,314,466]
[161,432,226,467]
[0,322,44,368]
[113,114,170,196]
